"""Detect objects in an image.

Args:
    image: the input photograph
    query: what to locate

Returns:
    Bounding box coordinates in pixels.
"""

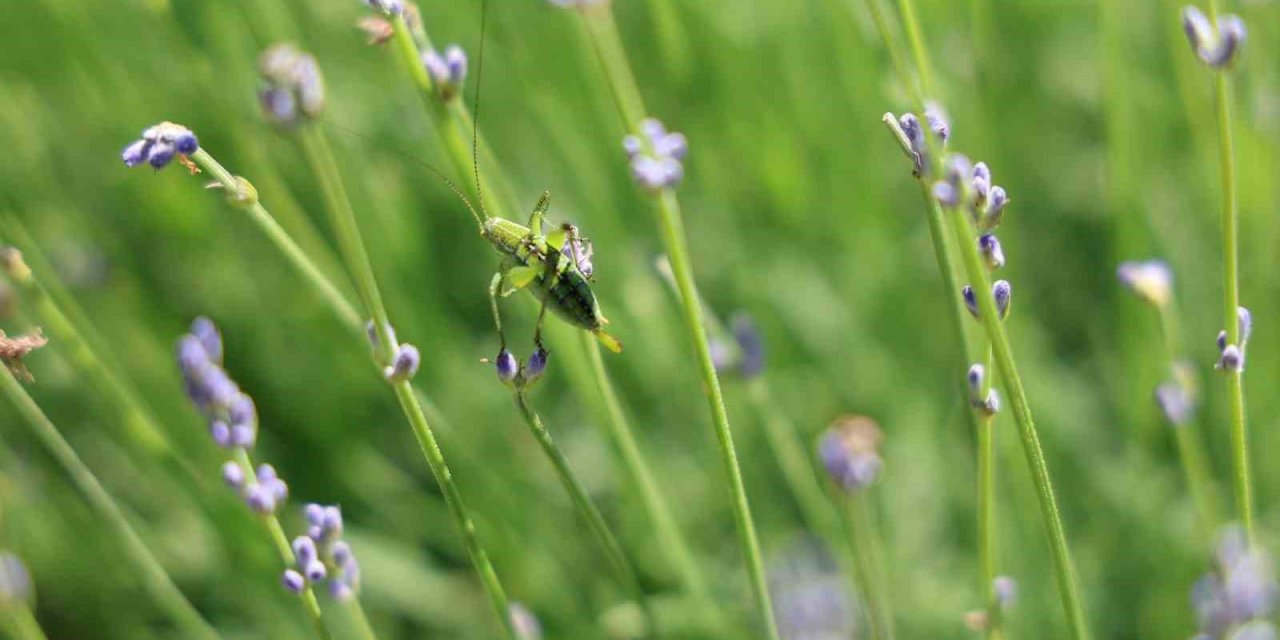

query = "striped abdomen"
[533,269,602,332]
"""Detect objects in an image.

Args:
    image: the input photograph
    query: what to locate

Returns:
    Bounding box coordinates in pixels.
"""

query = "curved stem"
[5,607,49,640]
[512,390,650,627]
[0,367,221,640]
[292,126,516,637]
[574,7,779,636]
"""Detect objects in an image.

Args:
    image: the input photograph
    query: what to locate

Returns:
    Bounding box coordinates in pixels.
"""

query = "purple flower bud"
[962,285,979,319]
[364,0,404,16]
[305,503,325,527]
[625,118,688,191]
[510,602,544,640]
[973,162,991,184]
[384,343,420,382]
[818,416,883,492]
[445,45,467,83]
[1238,306,1252,345]
[978,234,1005,271]
[245,485,278,514]
[229,393,256,428]
[259,88,298,126]
[304,560,327,582]
[282,569,306,594]
[176,335,210,377]
[1155,382,1194,426]
[328,580,354,601]
[222,461,245,488]
[981,389,1001,416]
[292,536,317,565]
[992,280,1012,320]
[932,181,960,207]
[993,576,1018,608]
[174,131,199,155]
[332,541,353,567]
[1183,6,1213,53]
[984,186,1008,230]
[147,142,176,169]
[121,139,150,167]
[230,424,256,449]
[321,506,343,536]
[0,554,33,604]
[257,464,278,484]
[525,347,549,381]
[732,313,765,379]
[1218,344,1244,372]
[622,135,643,160]
[925,103,950,142]
[267,478,289,503]
[190,317,222,365]
[496,349,518,383]
[1217,330,1228,353]
[209,420,232,448]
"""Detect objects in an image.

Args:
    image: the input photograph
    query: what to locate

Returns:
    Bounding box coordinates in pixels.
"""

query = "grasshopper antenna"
[325,121,486,228]
[470,0,491,221]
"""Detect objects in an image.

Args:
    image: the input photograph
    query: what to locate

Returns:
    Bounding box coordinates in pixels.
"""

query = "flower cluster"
[933,156,1009,234]
[283,504,362,601]
[178,317,289,514]
[493,346,548,389]
[364,321,421,383]
[888,105,949,176]
[423,45,467,101]
[962,281,1012,321]
[1191,526,1276,639]
[258,44,325,127]
[1182,7,1246,69]
[1216,306,1252,373]
[121,122,199,170]
[1117,260,1174,309]
[711,313,765,380]
[966,364,1001,417]
[0,552,32,605]
[623,118,688,191]
[817,415,883,492]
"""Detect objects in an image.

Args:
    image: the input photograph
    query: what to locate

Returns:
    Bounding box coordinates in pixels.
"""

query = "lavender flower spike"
[121,122,199,170]
[285,503,362,600]
[623,118,688,191]
[817,415,884,492]
[258,44,326,126]
[1183,6,1247,69]
[978,234,1005,271]
[423,45,468,101]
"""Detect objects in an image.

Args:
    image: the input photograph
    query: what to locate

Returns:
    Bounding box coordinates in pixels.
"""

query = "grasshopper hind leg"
[487,271,509,349]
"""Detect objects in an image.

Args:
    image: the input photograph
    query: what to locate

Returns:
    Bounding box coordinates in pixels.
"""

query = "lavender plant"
[873,1,1089,637]
[1179,3,1254,540]
[553,3,778,634]
[1190,526,1275,639]
[1117,260,1220,536]
[0,329,219,640]
[818,415,893,640]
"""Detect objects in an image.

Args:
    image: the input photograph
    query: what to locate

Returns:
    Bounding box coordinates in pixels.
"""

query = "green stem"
[947,205,1090,640]
[231,450,331,640]
[840,492,894,640]
[290,127,516,637]
[349,601,379,640]
[1212,67,1252,539]
[975,345,1001,640]
[1155,306,1220,537]
[5,607,49,640]
[512,390,650,627]
[574,7,779,637]
[0,367,220,640]
[895,0,936,99]
[582,334,722,629]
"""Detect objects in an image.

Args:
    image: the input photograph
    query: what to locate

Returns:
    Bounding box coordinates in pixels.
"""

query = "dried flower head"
[121,122,199,170]
[817,415,884,492]
[0,328,47,382]
[258,44,325,126]
[623,118,688,191]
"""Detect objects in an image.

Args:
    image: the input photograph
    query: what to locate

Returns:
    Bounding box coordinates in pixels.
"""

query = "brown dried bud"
[0,328,48,382]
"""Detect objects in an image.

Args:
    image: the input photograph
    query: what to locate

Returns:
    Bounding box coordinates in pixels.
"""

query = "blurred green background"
[0,0,1278,637]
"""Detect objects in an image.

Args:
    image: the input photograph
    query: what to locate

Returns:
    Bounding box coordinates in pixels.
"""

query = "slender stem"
[582,334,723,629]
[0,367,220,640]
[512,390,650,625]
[231,449,332,640]
[840,492,894,640]
[746,379,840,539]
[5,607,49,640]
[1155,306,1220,537]
[349,601,380,640]
[947,204,1090,640]
[289,128,516,637]
[575,8,779,637]
[1212,66,1252,539]
[975,345,1001,640]
[894,0,936,99]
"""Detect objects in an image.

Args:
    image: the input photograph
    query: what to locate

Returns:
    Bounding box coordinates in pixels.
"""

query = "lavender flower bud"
[229,393,256,427]
[190,317,223,365]
[1117,260,1173,308]
[993,280,1012,320]
[732,313,765,379]
[932,181,960,207]
[972,162,991,184]
[525,347,548,382]
[1155,381,1194,426]
[0,553,32,604]
[496,349,518,383]
[209,420,233,448]
[993,576,1017,608]
[222,461,245,488]
[147,142,175,169]
[817,416,883,492]
[978,234,1005,271]
[1218,344,1244,372]
[363,0,403,16]
[1238,306,1252,345]
[121,122,198,170]
[384,343,420,382]
[328,580,354,602]
[967,364,985,401]
[245,484,278,514]
[898,113,923,149]
[984,186,1008,229]
[1183,6,1247,68]
[258,44,326,126]
[981,389,1001,415]
[321,506,343,537]
[624,118,688,191]
[365,320,397,351]
[1217,330,1228,353]
[1183,6,1213,53]
[304,560,327,582]
[282,569,306,594]
[121,139,150,167]
[510,602,544,640]
[423,45,468,100]
[305,503,325,527]
[925,103,950,142]
[962,285,979,319]
[332,541,353,567]
[292,536,317,565]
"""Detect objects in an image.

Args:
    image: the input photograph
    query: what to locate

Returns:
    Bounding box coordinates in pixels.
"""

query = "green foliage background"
[0,0,1278,637]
